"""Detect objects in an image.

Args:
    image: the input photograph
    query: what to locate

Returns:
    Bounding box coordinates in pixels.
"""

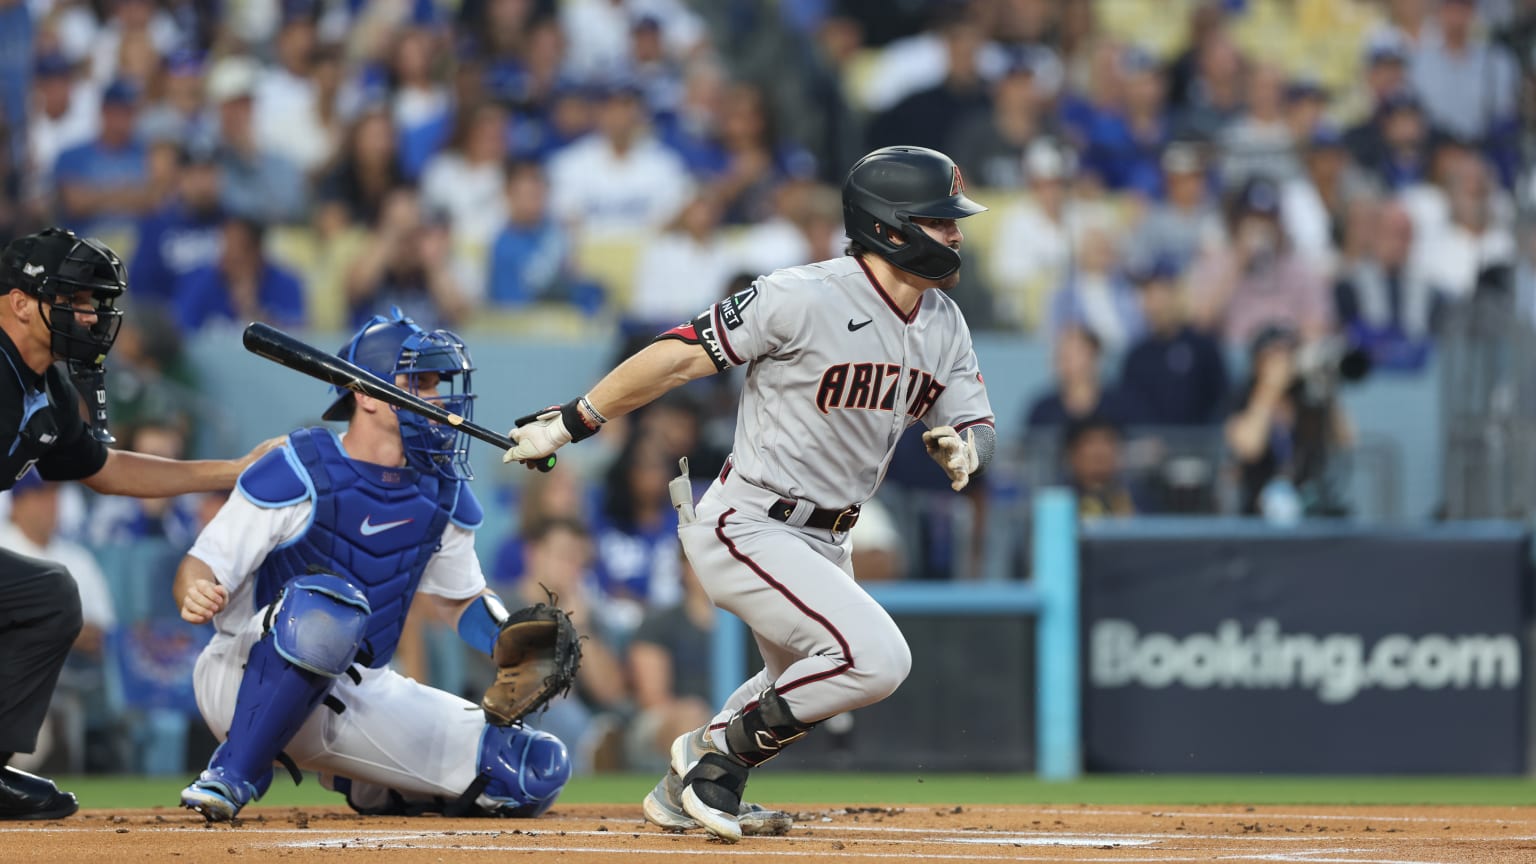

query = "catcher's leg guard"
[467,724,571,817]
[182,575,369,822]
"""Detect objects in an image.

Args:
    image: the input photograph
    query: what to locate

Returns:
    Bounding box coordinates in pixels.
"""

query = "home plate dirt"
[7,804,1536,863]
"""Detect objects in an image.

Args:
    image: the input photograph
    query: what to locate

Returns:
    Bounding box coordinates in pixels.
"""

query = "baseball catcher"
[174,309,577,821]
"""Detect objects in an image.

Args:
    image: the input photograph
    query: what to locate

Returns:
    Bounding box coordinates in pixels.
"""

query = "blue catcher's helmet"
[321,308,476,480]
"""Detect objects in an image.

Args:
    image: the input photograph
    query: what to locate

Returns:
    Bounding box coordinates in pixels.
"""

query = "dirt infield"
[7,803,1536,863]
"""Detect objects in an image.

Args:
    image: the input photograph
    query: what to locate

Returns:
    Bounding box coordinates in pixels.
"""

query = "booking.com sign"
[1091,618,1522,705]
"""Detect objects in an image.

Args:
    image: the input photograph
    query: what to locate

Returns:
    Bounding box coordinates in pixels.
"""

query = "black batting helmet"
[1,227,126,365]
[842,146,986,281]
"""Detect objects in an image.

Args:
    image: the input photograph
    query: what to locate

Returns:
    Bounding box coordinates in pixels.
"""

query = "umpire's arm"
[82,437,284,498]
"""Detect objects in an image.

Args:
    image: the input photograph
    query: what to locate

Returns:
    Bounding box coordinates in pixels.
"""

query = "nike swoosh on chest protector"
[359,516,414,536]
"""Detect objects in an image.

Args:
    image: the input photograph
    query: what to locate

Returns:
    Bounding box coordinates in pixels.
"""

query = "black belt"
[768,498,861,533]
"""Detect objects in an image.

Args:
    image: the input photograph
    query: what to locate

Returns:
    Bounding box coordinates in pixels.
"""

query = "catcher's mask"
[841,145,987,281]
[323,307,476,481]
[1,227,126,366]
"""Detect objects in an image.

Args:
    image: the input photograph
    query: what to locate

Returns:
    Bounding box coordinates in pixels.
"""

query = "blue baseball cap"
[1308,123,1346,149]
[34,52,71,79]
[1126,255,1180,285]
[103,78,141,106]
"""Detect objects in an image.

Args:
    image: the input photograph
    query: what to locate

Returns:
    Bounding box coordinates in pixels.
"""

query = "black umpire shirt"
[0,327,107,491]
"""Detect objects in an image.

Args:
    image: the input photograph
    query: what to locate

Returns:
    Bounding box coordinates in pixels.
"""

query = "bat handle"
[533,455,556,473]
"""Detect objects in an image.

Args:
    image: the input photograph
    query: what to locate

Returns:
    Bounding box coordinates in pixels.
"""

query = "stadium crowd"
[0,0,1533,776]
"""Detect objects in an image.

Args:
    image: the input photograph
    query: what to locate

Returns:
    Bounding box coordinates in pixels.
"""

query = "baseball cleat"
[643,767,793,835]
[180,770,254,823]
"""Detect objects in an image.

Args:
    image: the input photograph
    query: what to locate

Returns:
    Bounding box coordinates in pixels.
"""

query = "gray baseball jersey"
[661,255,995,508]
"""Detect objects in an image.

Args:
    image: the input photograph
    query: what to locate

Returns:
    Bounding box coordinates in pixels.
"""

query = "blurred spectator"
[1283,76,1330,151]
[1125,141,1223,274]
[858,5,1010,114]
[128,141,224,308]
[86,421,203,548]
[1281,125,1375,271]
[1048,216,1144,354]
[548,80,693,237]
[1077,45,1168,197]
[343,189,468,328]
[1335,199,1435,371]
[387,26,454,182]
[1189,177,1332,347]
[1062,416,1136,519]
[1225,325,1354,518]
[173,217,305,333]
[138,49,213,148]
[947,51,1054,189]
[629,15,685,119]
[53,78,157,236]
[1414,154,1517,304]
[1409,0,1519,152]
[560,0,707,84]
[1165,2,1228,115]
[1169,26,1246,142]
[657,56,729,174]
[710,82,810,225]
[1352,92,1433,191]
[591,436,684,644]
[515,516,629,774]
[87,0,182,87]
[253,6,339,176]
[420,101,512,302]
[1118,258,1229,426]
[27,53,100,210]
[1218,63,1300,188]
[733,178,844,275]
[988,138,1086,331]
[866,18,992,154]
[491,466,593,589]
[206,55,309,225]
[849,495,906,582]
[625,550,713,772]
[488,160,589,309]
[1026,325,1139,429]
[315,106,408,237]
[631,192,734,326]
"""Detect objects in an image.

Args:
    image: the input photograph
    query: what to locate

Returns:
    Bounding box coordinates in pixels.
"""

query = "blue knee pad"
[476,725,571,817]
[271,574,370,677]
[198,574,369,803]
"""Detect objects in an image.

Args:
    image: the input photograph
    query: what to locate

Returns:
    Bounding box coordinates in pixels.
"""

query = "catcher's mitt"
[481,591,582,726]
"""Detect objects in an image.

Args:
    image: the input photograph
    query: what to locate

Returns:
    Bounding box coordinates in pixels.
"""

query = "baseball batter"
[505,146,996,842]
[174,310,571,822]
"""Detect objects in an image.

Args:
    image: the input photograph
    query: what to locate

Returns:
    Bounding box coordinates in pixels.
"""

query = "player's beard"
[936,269,961,291]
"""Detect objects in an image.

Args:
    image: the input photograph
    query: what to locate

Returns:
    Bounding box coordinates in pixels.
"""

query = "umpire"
[0,228,274,820]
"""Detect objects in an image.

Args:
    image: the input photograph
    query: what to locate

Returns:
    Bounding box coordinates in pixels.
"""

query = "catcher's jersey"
[664,255,994,509]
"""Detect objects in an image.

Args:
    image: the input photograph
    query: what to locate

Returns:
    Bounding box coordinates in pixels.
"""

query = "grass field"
[58,773,1536,810]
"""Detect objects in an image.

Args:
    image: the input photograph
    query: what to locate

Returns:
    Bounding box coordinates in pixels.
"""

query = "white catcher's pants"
[192,607,484,801]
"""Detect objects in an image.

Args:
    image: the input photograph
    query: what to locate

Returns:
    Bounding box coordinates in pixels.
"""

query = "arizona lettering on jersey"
[656,257,994,508]
[815,363,946,419]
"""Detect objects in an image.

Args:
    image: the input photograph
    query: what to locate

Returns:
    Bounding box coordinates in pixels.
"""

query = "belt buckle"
[831,508,857,534]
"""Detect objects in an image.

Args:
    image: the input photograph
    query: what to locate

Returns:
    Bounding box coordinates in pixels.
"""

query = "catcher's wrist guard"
[457,593,511,656]
[481,588,584,726]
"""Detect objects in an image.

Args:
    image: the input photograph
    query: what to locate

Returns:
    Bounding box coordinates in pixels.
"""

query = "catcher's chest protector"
[254,428,457,667]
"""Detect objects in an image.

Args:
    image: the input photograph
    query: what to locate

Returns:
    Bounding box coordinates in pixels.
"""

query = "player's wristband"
[457,592,511,656]
[561,397,603,443]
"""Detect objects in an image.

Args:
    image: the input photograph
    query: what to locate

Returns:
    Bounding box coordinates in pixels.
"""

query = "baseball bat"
[242,322,555,472]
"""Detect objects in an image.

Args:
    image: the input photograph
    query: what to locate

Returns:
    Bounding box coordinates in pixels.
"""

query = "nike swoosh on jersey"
[847,318,873,331]
[359,516,414,536]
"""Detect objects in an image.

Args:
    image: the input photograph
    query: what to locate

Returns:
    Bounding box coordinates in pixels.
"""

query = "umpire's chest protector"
[245,427,477,668]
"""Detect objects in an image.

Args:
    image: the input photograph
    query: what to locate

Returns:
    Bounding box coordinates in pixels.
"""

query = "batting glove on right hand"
[922,425,979,491]
[504,407,572,465]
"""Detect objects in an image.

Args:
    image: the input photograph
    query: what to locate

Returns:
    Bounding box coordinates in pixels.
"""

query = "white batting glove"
[922,425,979,491]
[502,408,572,464]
